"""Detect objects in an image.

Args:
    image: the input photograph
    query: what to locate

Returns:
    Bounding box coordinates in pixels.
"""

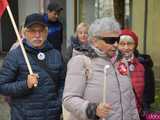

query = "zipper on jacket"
[112,64,124,120]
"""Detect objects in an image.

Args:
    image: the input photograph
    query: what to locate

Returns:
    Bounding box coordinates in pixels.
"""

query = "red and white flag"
[0,0,8,16]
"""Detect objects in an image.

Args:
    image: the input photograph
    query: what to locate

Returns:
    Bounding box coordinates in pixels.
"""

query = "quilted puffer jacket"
[129,58,144,113]
[63,52,139,120]
[0,40,65,120]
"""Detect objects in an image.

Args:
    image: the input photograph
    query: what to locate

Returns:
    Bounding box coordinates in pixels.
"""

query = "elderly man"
[63,17,139,120]
[0,13,65,120]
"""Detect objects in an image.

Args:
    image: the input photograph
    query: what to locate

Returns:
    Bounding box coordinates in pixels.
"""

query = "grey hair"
[88,17,120,40]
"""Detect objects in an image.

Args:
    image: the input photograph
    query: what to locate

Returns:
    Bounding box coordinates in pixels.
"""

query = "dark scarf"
[70,36,98,58]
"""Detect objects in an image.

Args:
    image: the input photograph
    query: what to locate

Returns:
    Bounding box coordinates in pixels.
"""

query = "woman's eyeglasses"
[97,37,120,44]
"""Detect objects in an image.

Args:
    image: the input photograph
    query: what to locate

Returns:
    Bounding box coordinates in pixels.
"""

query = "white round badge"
[129,64,135,71]
[37,52,45,60]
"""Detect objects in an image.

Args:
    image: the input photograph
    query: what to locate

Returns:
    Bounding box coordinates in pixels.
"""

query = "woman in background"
[66,22,90,61]
[118,29,144,118]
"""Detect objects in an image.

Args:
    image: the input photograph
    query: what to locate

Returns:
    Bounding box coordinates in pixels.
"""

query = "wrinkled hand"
[27,73,39,89]
[96,103,112,119]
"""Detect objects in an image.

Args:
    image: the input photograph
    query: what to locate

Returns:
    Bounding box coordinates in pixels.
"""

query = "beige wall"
[148,0,160,80]
[132,0,145,52]
[18,0,42,27]
[132,0,160,80]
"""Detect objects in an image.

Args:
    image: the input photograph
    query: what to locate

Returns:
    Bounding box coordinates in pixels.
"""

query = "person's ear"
[44,27,48,34]
[92,38,101,48]
[91,37,97,44]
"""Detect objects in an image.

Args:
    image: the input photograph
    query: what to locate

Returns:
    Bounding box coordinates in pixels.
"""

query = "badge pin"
[37,52,45,60]
[129,64,135,71]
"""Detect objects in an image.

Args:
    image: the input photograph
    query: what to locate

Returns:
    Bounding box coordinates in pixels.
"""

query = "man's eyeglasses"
[97,37,120,44]
[26,28,45,34]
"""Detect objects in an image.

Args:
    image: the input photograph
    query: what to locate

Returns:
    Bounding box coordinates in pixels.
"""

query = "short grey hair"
[88,17,120,39]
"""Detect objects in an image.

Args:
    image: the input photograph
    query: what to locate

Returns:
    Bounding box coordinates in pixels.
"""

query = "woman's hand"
[96,103,112,119]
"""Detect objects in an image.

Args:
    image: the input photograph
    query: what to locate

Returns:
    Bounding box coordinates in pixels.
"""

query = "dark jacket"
[138,54,155,104]
[44,14,63,52]
[0,40,65,120]
[65,36,91,63]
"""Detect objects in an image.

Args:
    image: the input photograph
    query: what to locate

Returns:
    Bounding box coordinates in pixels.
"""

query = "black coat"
[138,54,155,104]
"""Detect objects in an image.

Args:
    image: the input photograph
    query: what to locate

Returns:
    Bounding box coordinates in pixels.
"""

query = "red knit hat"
[119,29,138,46]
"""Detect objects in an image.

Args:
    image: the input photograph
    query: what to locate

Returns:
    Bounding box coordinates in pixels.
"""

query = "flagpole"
[6,5,37,87]
[6,6,33,74]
